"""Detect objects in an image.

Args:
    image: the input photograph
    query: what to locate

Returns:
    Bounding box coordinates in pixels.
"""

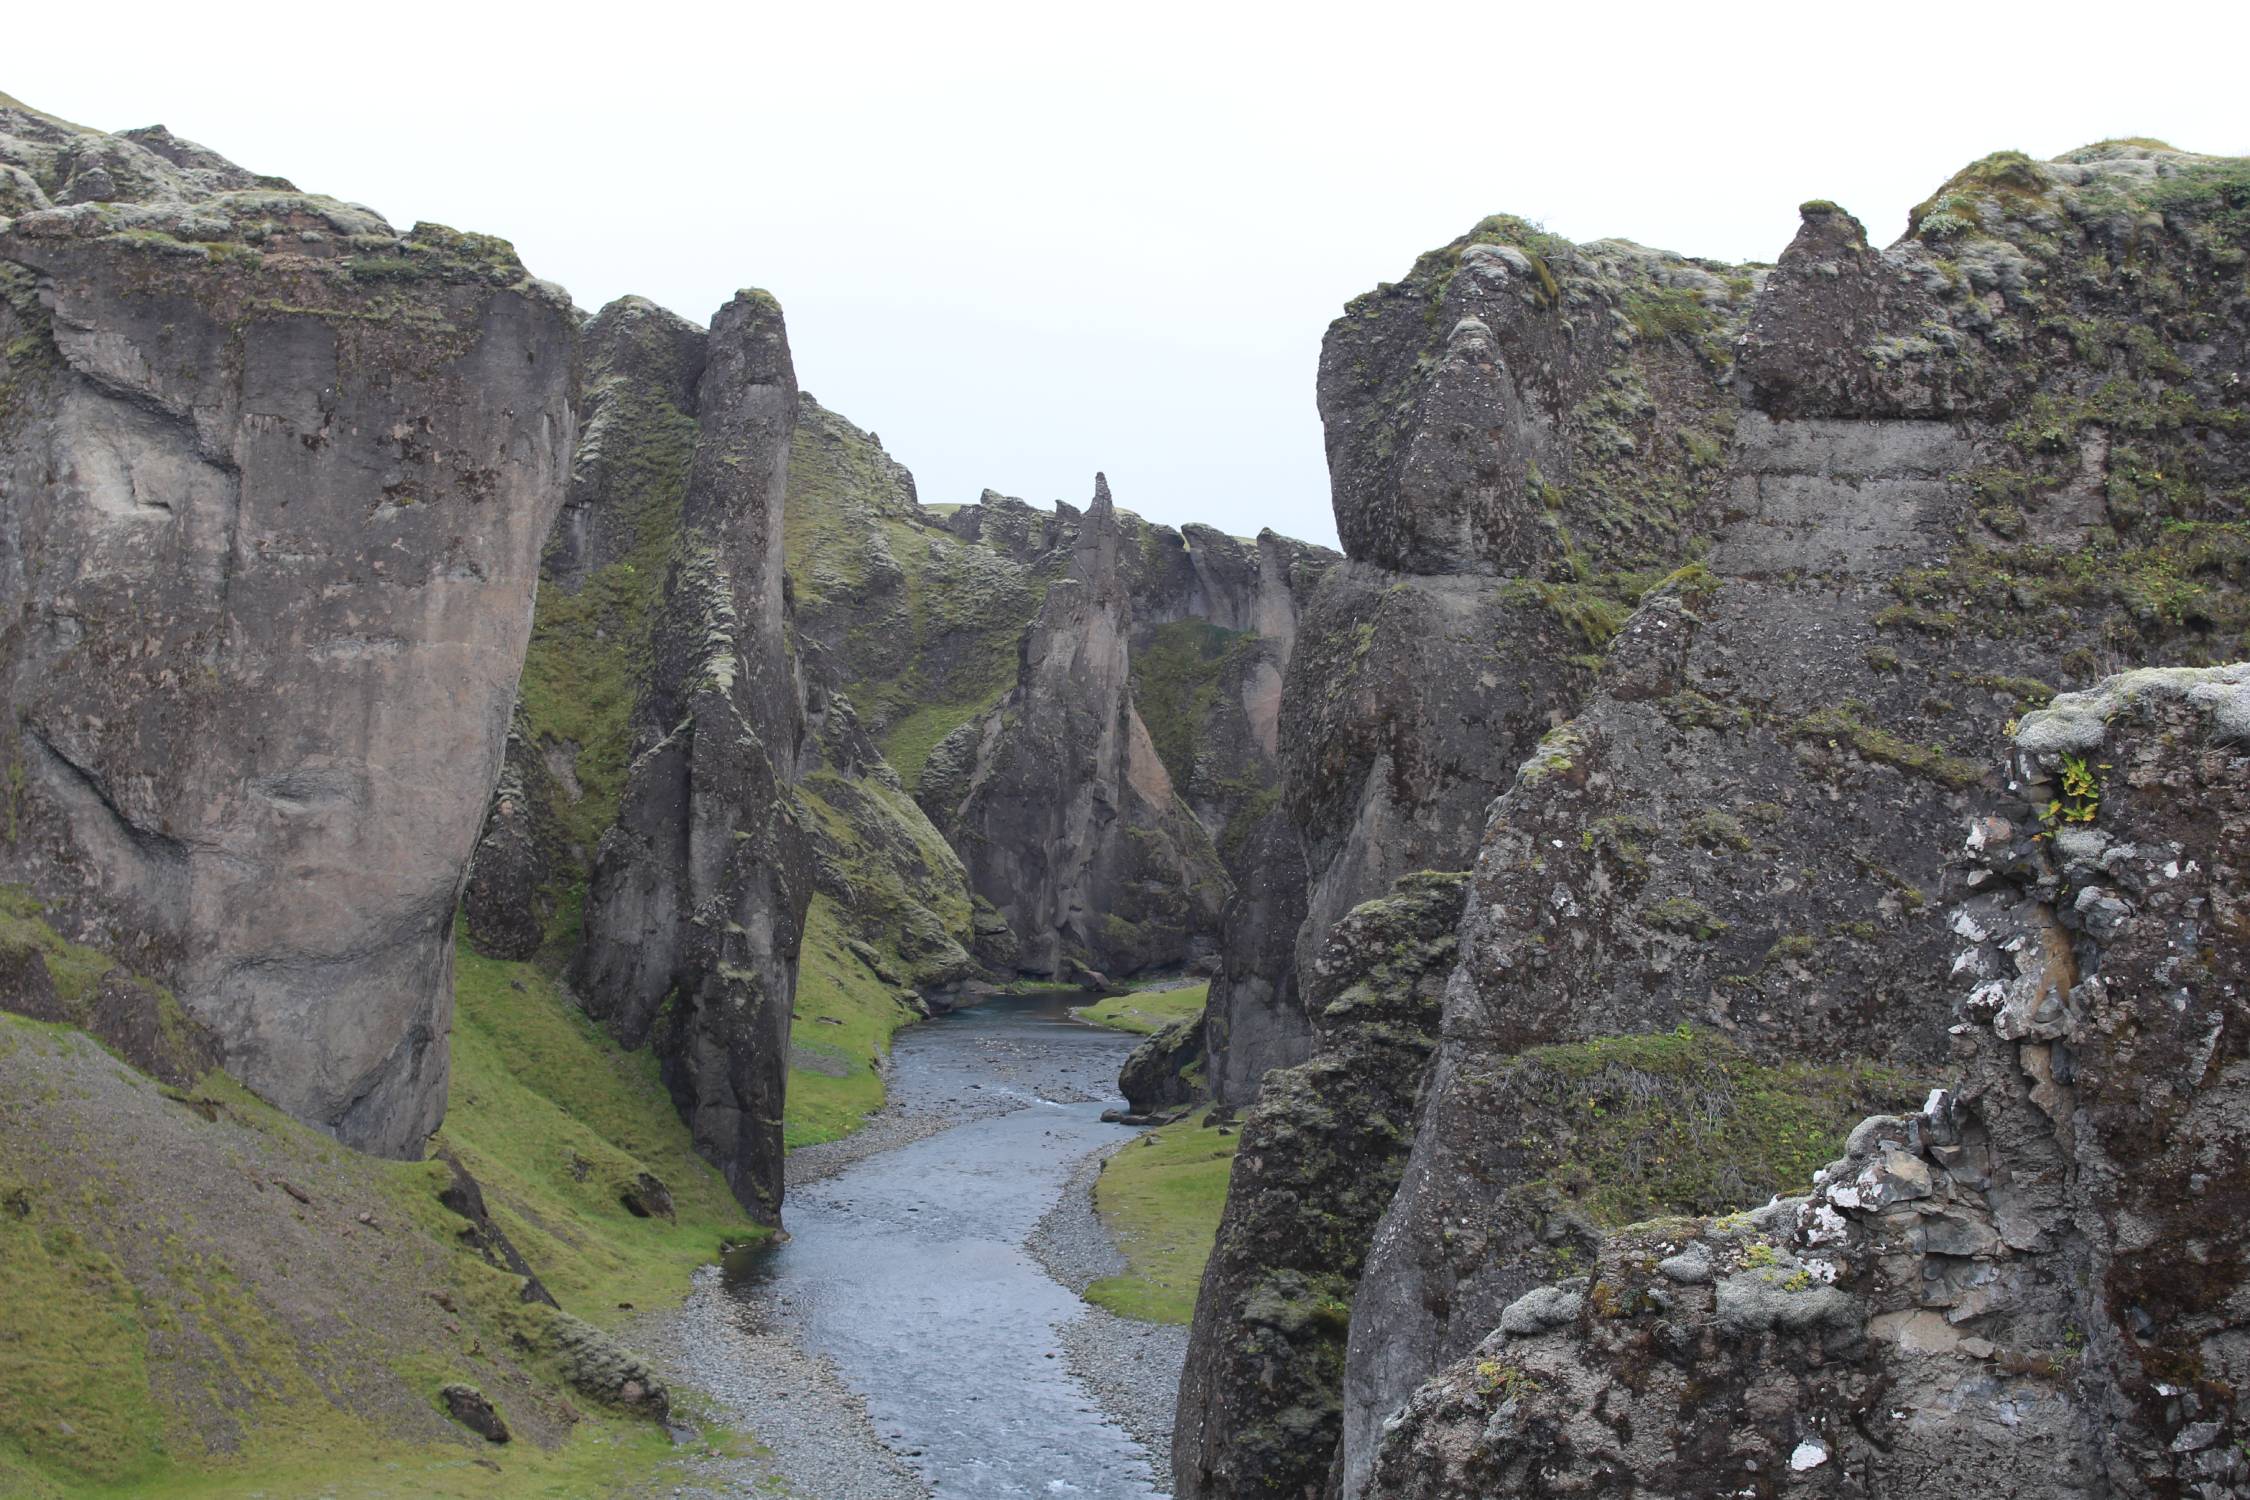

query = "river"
[715,992,1169,1499]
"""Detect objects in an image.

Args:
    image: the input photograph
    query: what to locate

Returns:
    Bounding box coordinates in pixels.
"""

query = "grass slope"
[1085,1109,1239,1324]
[1072,981,1209,1036]
[0,906,770,1499]
[783,895,923,1149]
[441,928,766,1313]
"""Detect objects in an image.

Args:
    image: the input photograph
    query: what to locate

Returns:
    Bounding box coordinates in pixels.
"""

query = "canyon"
[2,87,2246,1500]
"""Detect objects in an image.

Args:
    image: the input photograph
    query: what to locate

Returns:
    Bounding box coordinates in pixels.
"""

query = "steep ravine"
[6,87,2249,1500]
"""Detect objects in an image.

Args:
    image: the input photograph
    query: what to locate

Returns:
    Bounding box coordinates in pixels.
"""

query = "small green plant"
[1476,1361,1542,1399]
[2043,754,2105,828]
[1745,1243,1779,1269]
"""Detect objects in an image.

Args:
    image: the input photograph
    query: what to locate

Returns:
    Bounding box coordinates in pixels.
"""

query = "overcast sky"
[15,2,2246,549]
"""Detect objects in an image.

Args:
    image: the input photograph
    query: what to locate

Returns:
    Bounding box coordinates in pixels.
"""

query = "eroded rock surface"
[1338,145,2250,1495]
[0,99,574,1155]
[1174,870,1467,1500]
[1369,665,2250,1499]
[930,479,1229,976]
[571,290,814,1221]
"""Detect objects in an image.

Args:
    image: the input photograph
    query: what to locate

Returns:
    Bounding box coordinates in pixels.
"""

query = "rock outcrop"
[1171,142,2250,1499]
[571,290,814,1221]
[464,295,709,959]
[1337,145,2250,1495]
[1368,664,2250,1498]
[784,402,1333,987]
[0,98,574,1155]
[1196,222,1751,1123]
[1173,870,1468,1498]
[928,479,1230,976]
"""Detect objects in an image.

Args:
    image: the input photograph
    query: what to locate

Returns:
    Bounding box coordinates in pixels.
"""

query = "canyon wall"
[1180,141,2250,1499]
[0,97,574,1156]
[1370,665,2250,1498]
[569,290,814,1221]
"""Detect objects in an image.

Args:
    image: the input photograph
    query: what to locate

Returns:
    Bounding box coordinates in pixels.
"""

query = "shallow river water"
[727,993,1164,1499]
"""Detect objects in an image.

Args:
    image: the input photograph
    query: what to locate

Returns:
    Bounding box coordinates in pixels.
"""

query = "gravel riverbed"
[1029,1146,1193,1463]
[634,995,1190,1497]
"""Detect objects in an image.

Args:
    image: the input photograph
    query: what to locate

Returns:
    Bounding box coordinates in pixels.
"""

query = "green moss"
[1623,286,1716,342]
[515,387,697,944]
[2142,157,2250,239]
[1643,896,1728,940]
[0,1215,160,1486]
[1500,577,1636,652]
[1792,702,1986,789]
[1885,525,2250,658]
[1508,1028,1926,1227]
[781,897,921,1149]
[0,885,116,1010]
[1129,620,1254,789]
[1682,810,1752,853]
[879,694,1000,793]
[1072,984,1208,1036]
[795,769,973,989]
[0,1006,754,1500]
[1084,1109,1239,1324]
[1581,813,1660,877]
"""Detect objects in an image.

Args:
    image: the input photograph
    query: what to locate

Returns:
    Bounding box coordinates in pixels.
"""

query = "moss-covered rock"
[1333,142,2250,1498]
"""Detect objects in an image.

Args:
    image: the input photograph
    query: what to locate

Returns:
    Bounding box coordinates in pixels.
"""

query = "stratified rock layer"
[1368,665,2250,1499]
[0,100,574,1155]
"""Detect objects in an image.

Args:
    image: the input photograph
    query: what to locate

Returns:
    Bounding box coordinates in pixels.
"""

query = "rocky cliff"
[1176,141,2250,1500]
[782,401,1334,986]
[1201,221,1751,1118]
[927,479,1230,977]
[0,96,574,1156]
[568,290,814,1221]
[1369,664,2250,1498]
[1338,143,2250,1497]
[1174,870,1468,1495]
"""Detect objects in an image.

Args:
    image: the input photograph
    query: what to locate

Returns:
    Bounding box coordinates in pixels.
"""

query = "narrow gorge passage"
[721,994,1168,1499]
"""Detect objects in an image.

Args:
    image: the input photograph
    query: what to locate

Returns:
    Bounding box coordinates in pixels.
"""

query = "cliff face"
[929,480,1230,977]
[465,294,707,959]
[784,404,1335,984]
[1174,142,2250,1500]
[1173,870,1468,1496]
[1335,144,2250,1495]
[1174,220,1749,1497]
[1202,226,1751,1120]
[1370,665,2250,1498]
[0,99,574,1156]
[569,291,814,1222]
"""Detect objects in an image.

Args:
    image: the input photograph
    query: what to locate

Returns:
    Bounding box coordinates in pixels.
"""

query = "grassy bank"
[442,930,769,1312]
[1084,1109,1239,1323]
[1072,981,1209,1036]
[784,895,925,1149]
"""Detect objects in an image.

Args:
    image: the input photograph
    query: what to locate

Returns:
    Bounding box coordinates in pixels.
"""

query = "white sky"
[15,1,2246,550]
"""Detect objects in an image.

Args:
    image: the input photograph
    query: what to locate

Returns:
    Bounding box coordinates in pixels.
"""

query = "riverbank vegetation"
[1085,1108,1239,1322]
[1072,981,1210,1036]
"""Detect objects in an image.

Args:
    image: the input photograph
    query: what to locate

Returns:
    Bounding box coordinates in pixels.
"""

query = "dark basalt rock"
[571,290,815,1223]
[440,1384,509,1444]
[1119,1013,1205,1115]
[1173,870,1467,1500]
[0,101,574,1157]
[928,479,1231,977]
[1367,666,2250,1499]
[1331,143,2250,1497]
